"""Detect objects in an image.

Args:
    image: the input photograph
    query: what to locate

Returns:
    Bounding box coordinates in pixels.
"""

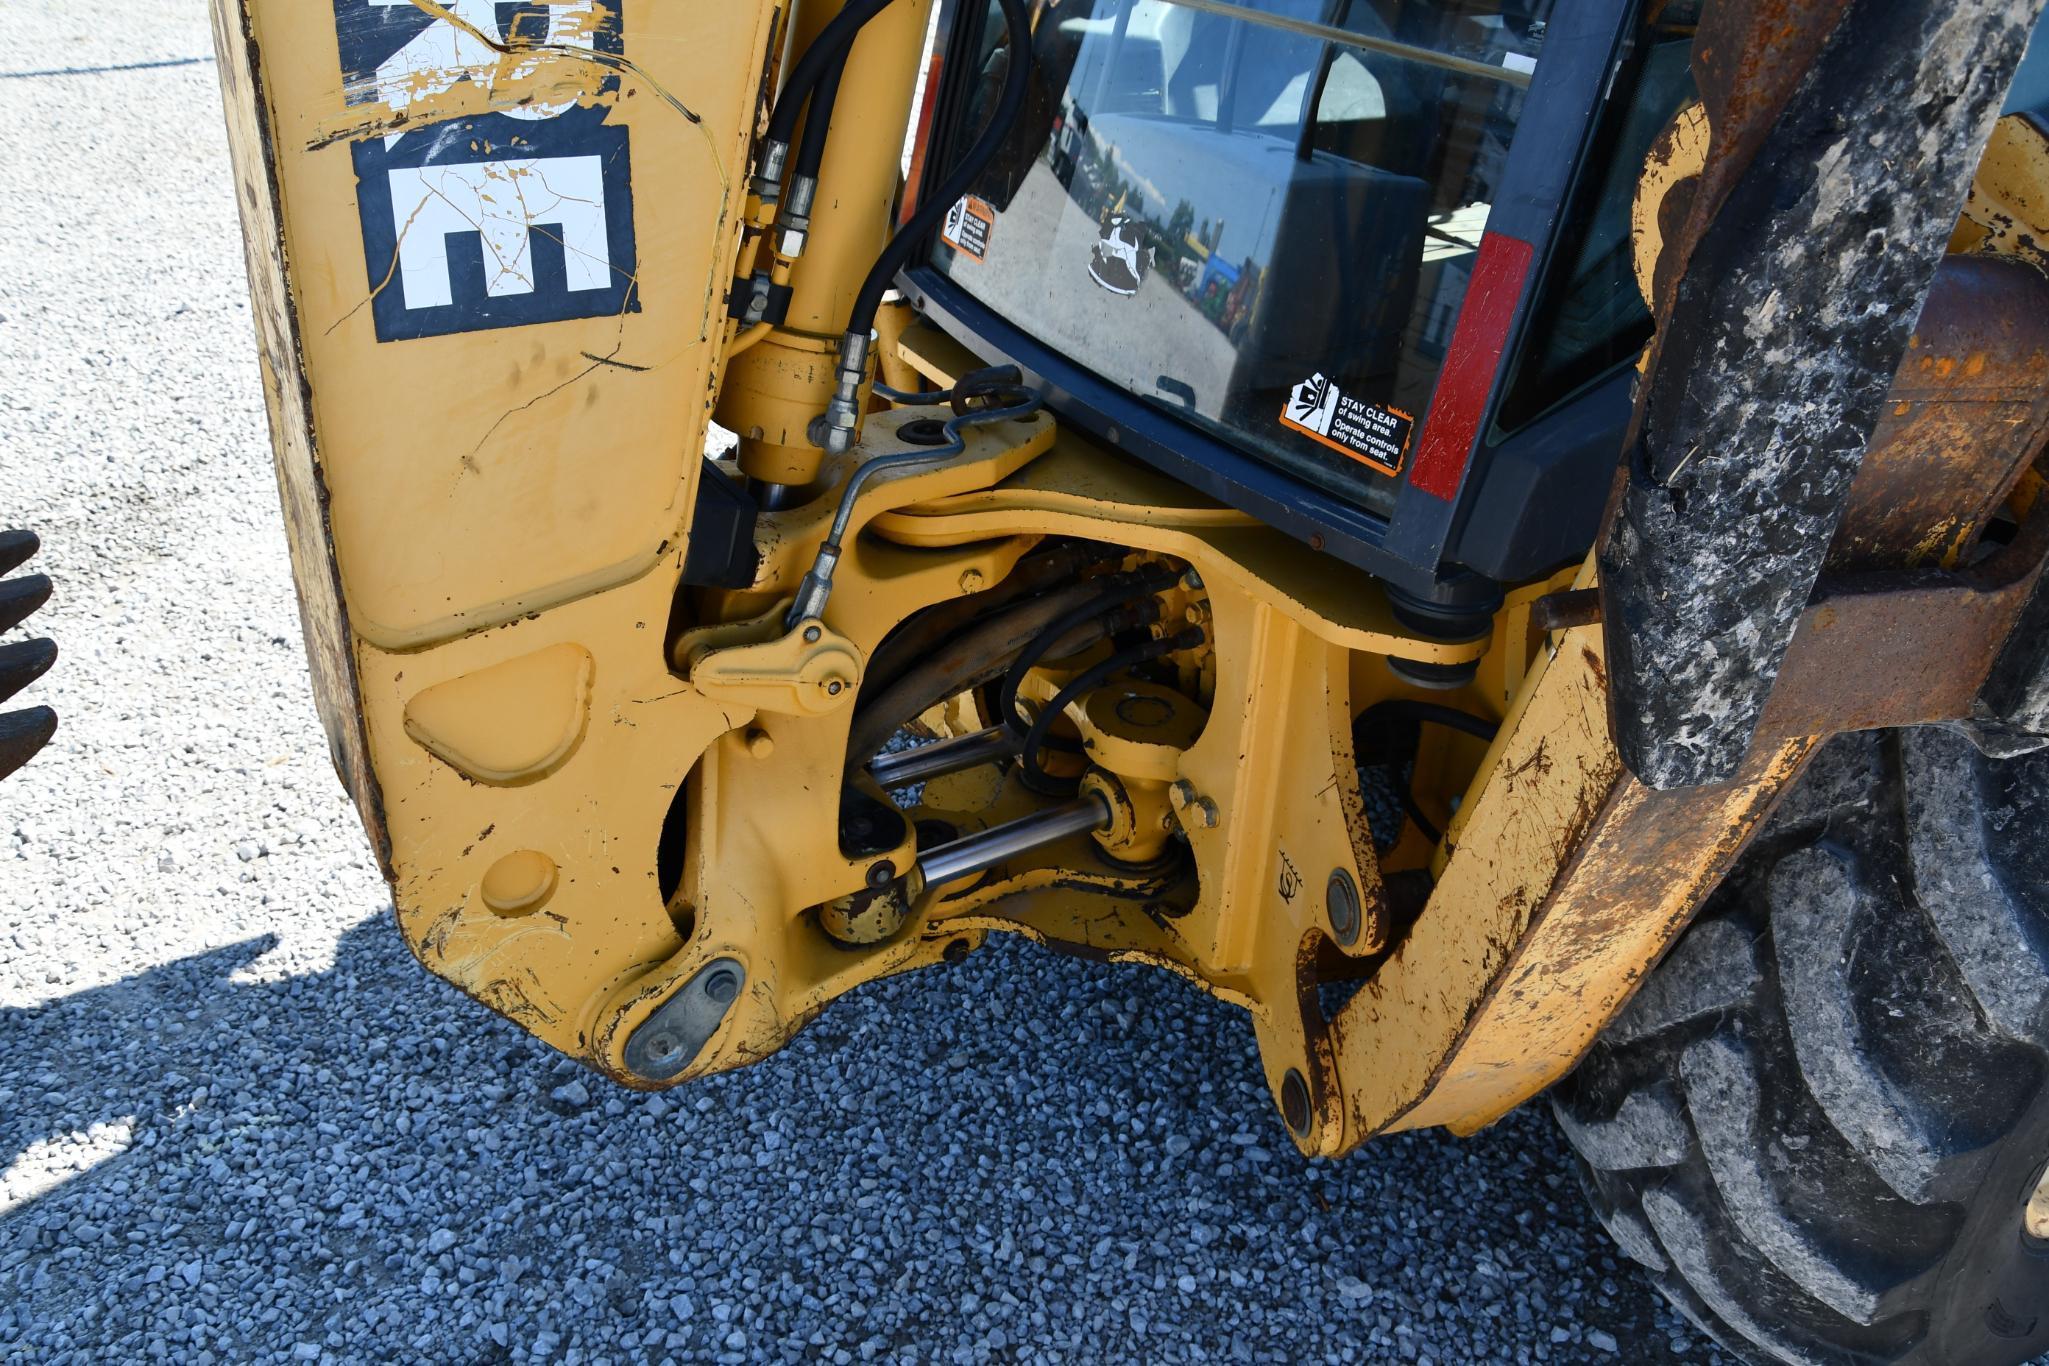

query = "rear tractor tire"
[1554,728,2049,1365]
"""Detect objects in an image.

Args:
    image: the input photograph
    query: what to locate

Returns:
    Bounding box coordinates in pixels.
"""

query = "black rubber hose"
[863,540,1109,696]
[999,565,1181,742]
[845,580,1112,766]
[1351,701,1498,846]
[844,0,1031,340]
[765,0,896,151]
[1353,699,1498,745]
[1019,628,1204,793]
[792,56,847,187]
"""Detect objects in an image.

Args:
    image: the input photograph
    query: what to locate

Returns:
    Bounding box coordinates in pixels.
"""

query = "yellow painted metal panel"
[234,0,781,650]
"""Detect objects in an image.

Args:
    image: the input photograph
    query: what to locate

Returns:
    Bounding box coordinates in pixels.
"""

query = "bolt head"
[825,678,845,697]
[1280,1069,1313,1136]
[702,968,741,1005]
[1326,868,1362,948]
[802,625,822,643]
[866,860,896,888]
[958,568,986,593]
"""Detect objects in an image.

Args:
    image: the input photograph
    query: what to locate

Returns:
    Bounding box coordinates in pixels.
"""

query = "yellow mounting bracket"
[676,601,863,718]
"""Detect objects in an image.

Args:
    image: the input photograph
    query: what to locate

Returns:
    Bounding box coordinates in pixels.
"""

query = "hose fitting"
[777,174,818,258]
[751,139,790,203]
[813,330,873,457]
[786,543,841,630]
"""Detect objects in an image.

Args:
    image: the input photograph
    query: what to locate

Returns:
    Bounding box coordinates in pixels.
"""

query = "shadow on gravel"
[0,916,1727,1362]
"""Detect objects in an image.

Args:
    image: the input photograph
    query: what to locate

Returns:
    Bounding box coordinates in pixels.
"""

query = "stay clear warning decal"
[1281,373,1412,477]
[940,196,996,261]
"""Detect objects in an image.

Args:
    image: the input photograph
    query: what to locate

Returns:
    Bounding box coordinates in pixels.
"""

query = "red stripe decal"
[1406,231,1535,502]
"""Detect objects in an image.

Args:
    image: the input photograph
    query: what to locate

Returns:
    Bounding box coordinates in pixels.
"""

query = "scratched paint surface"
[236,0,772,648]
[332,0,637,340]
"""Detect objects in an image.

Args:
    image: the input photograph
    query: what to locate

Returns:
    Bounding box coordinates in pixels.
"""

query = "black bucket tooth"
[0,705,55,784]
[0,638,56,707]
[0,573,52,637]
[0,530,38,578]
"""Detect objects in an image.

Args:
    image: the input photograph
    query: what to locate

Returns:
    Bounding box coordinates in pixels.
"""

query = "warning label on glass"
[940,196,995,262]
[1280,373,1412,477]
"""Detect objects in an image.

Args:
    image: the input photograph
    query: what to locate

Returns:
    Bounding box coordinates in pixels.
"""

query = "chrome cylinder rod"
[868,726,1014,789]
[917,794,1111,888]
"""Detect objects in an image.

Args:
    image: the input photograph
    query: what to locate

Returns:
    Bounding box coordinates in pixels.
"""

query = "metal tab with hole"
[622,959,746,1083]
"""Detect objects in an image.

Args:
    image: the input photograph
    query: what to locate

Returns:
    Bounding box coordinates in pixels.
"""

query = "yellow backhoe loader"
[205,0,2049,1358]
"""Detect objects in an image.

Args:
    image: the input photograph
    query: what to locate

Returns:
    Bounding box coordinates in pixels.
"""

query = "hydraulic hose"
[759,0,899,192]
[998,565,1182,744]
[814,0,1033,454]
[862,540,1109,697]
[1353,700,1499,746]
[776,57,846,250]
[849,0,1030,341]
[792,46,845,183]
[1019,628,1205,793]
[845,578,1112,766]
[872,382,953,405]
[1351,701,1499,846]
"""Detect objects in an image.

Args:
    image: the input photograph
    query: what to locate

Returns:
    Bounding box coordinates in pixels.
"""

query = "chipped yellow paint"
[315,0,617,150]
[225,0,770,653]
[221,0,2005,1160]
[215,0,1057,1083]
[1957,113,2049,273]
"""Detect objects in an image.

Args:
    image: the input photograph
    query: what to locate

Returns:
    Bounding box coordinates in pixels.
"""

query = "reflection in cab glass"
[933,0,1554,517]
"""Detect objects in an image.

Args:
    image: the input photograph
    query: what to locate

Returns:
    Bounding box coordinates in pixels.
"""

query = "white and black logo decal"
[1087,214,1150,296]
[334,0,638,342]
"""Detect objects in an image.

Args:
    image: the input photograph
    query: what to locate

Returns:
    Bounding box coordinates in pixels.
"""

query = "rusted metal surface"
[1763,509,2049,740]
[1750,252,2049,738]
[1597,0,2044,790]
[1831,255,2049,573]
[1683,0,1854,263]
[1529,589,1601,634]
[1371,136,2049,1140]
[1391,730,1813,1138]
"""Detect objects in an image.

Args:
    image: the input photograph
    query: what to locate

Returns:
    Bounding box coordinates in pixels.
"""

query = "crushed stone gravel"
[0,2,1731,1360]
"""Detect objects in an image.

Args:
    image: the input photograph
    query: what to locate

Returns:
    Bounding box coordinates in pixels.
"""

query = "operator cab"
[898,0,1699,622]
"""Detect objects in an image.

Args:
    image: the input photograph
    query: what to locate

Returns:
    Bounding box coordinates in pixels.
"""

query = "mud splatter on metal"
[1599,0,2045,789]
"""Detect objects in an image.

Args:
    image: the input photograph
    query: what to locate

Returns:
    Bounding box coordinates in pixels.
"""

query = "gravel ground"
[0,3,1730,1361]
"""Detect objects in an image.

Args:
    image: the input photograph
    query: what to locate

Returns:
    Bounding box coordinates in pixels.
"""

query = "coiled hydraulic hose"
[815,0,1033,454]
[1019,628,1206,793]
[1352,700,1499,845]
[998,565,1182,747]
